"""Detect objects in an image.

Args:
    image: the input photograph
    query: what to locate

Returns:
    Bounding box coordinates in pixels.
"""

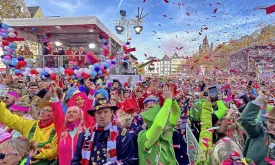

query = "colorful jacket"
[51,100,85,165]
[71,127,138,165]
[138,99,181,165]
[240,102,271,165]
[0,102,57,165]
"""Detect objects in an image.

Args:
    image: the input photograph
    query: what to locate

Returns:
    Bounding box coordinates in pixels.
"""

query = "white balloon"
[25,67,31,72]
[45,68,50,72]
[36,68,42,73]
[48,70,54,74]
[7,28,15,33]
[0,36,2,41]
[79,68,83,73]
[89,65,94,70]
[8,32,16,38]
[23,71,29,76]
[3,46,10,51]
[31,59,36,63]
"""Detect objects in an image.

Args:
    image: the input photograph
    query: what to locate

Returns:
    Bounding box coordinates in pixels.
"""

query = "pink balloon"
[99,65,104,70]
[3,56,11,60]
[105,45,110,49]
[76,73,82,78]
[0,29,8,33]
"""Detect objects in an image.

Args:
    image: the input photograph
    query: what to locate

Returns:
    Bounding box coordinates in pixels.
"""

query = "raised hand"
[85,79,96,90]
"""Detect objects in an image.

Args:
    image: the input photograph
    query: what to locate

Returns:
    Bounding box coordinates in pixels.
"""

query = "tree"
[0,0,30,21]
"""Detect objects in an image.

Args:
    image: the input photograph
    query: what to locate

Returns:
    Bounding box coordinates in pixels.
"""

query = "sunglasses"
[0,152,18,159]
[0,97,9,100]
[40,108,53,113]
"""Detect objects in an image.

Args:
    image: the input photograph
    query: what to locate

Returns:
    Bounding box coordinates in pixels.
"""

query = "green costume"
[138,99,180,165]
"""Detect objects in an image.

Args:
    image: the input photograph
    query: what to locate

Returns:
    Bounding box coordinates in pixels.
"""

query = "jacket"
[0,102,58,164]
[240,102,270,165]
[71,127,138,165]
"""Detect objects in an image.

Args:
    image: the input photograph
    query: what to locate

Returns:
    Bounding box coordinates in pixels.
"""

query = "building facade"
[144,53,189,75]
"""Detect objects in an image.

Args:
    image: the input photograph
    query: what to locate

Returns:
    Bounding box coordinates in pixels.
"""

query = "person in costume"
[66,79,96,128]
[72,98,138,165]
[78,46,86,67]
[195,98,254,165]
[138,85,181,165]
[0,102,34,141]
[2,91,19,109]
[0,138,37,165]
[49,82,85,165]
[143,95,159,112]
[239,90,275,165]
[0,100,58,164]
[68,47,78,67]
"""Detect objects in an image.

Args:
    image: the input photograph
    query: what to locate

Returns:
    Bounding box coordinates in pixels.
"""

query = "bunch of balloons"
[98,32,110,58]
[41,33,51,43]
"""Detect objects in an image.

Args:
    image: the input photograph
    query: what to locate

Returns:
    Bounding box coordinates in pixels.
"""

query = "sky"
[24,0,275,62]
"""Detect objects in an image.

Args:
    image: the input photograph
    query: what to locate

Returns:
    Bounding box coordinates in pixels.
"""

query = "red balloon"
[110,55,115,60]
[50,73,57,80]
[102,69,107,75]
[18,60,27,67]
[2,40,9,46]
[104,35,109,39]
[14,31,18,36]
[65,68,74,76]
[14,65,20,69]
[82,72,90,79]
[125,56,129,60]
[30,70,38,75]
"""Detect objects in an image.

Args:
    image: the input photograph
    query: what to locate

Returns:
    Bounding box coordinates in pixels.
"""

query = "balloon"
[23,71,29,76]
[99,65,104,70]
[95,66,100,72]
[31,27,36,31]
[10,60,18,66]
[65,68,74,76]
[18,57,24,61]
[71,75,76,79]
[102,69,107,74]
[3,46,9,51]
[106,68,110,73]
[2,59,10,65]
[7,28,14,33]
[89,65,94,70]
[98,70,102,75]
[15,69,21,74]
[0,36,2,41]
[72,66,78,70]
[3,56,11,60]
[99,35,104,39]
[111,61,116,65]
[0,55,4,59]
[74,70,79,75]
[94,63,99,67]
[8,32,16,38]
[36,68,42,73]
[44,72,50,78]
[50,74,57,80]
[110,55,115,60]
[18,60,27,67]
[25,67,31,72]
[2,40,9,46]
[107,59,111,64]
[44,67,50,72]
[76,73,82,78]
[104,35,109,39]
[30,70,38,75]
[0,29,8,33]
[1,24,10,30]
[2,33,8,38]
[48,70,54,75]
[91,71,97,77]
[104,63,110,69]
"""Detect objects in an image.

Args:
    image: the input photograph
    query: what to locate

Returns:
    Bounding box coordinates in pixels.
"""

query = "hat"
[8,91,19,99]
[87,98,118,116]
[141,105,161,127]
[10,102,30,113]
[263,108,275,120]
[38,100,51,110]
[143,95,158,105]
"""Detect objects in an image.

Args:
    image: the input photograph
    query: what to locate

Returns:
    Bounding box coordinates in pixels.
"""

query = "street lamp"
[115,25,125,34]
[134,25,143,34]
[114,8,149,40]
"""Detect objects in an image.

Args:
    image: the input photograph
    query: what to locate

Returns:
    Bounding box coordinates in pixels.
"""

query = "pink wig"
[67,92,88,109]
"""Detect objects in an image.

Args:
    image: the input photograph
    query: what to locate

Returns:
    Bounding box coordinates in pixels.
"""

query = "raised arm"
[50,83,65,136]
[169,100,181,126]
[239,94,266,138]
[214,100,228,120]
[144,85,173,148]
[0,101,36,138]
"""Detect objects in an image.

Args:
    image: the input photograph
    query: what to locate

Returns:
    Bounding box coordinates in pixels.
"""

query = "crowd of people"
[0,73,274,165]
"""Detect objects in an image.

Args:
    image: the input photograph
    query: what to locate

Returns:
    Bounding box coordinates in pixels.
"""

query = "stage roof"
[3,16,123,46]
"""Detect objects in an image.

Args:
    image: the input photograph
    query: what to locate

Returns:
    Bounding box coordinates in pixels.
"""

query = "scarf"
[66,120,81,131]
[81,122,118,165]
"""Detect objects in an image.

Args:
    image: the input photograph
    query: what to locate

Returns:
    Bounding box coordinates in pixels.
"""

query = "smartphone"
[208,86,218,102]
[248,81,253,87]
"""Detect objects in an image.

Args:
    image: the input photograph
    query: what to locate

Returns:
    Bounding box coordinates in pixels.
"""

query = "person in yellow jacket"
[0,100,57,165]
